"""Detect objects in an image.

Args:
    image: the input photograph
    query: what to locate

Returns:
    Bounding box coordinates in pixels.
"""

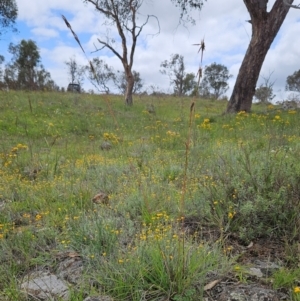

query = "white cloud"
[17,0,88,23]
[31,27,59,39]
[4,0,300,98]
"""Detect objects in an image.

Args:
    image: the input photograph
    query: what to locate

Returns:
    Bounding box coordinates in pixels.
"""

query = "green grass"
[1,91,300,300]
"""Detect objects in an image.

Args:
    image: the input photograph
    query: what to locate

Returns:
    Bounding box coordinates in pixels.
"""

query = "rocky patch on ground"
[205,283,287,301]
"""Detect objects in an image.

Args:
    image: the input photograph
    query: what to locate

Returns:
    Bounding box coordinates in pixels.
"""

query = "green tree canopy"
[160,54,196,96]
[114,70,144,95]
[86,58,115,94]
[286,69,300,92]
[65,57,85,86]
[0,0,18,39]
[200,63,232,99]
[9,39,41,89]
[5,39,56,90]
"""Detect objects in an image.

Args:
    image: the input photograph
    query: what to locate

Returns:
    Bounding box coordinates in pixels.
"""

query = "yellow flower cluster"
[237,111,247,117]
[166,130,180,137]
[173,117,182,122]
[1,143,28,167]
[228,211,236,219]
[139,212,172,241]
[199,118,211,130]
[103,132,120,143]
[288,110,297,114]
[16,143,28,150]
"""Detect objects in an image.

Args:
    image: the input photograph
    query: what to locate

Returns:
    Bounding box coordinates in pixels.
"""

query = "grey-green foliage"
[170,0,205,24]
[200,144,300,242]
[114,70,144,95]
[200,63,232,99]
[255,71,276,103]
[5,39,56,90]
[0,0,18,39]
[160,54,197,96]
[86,58,115,94]
[65,57,85,87]
[255,85,275,103]
[286,69,300,92]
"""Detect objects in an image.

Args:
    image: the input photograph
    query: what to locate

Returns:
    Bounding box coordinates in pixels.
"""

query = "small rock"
[57,257,83,284]
[253,260,281,276]
[228,291,247,301]
[100,141,112,150]
[0,199,8,210]
[84,296,114,301]
[247,267,263,278]
[21,271,69,300]
[23,167,41,180]
[92,192,109,204]
[217,284,284,301]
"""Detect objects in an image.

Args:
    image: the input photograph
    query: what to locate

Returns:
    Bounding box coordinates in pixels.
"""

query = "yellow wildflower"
[294,287,300,293]
[35,214,42,221]
[228,212,236,219]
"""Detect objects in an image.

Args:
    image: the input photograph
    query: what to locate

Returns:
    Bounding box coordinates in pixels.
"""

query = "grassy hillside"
[1,91,300,300]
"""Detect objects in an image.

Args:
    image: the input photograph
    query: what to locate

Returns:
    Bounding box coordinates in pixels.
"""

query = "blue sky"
[0,0,300,99]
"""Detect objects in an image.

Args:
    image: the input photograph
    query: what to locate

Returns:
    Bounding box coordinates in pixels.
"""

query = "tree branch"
[85,0,115,18]
[129,13,160,69]
[282,0,300,9]
[95,38,123,62]
[110,1,129,69]
[128,0,138,69]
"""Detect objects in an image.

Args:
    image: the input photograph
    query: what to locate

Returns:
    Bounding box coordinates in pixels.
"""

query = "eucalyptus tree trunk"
[125,70,134,106]
[226,0,293,113]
